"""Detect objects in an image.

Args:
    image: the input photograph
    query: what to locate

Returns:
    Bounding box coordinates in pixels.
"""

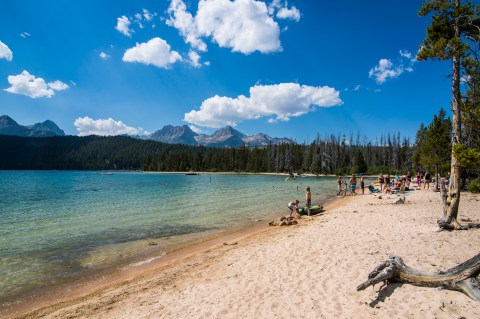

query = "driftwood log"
[357,253,480,302]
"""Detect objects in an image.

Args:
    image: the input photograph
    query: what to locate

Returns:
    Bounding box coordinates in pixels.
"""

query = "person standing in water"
[305,186,312,217]
[349,174,357,195]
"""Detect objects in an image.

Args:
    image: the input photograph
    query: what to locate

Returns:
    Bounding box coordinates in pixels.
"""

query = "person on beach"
[360,175,365,195]
[378,174,385,192]
[337,176,342,196]
[385,174,391,188]
[349,174,357,195]
[305,186,311,217]
[288,200,299,217]
[424,171,431,189]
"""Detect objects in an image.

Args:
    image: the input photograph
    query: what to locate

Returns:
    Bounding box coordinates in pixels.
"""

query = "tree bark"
[357,253,480,302]
[438,180,480,230]
[441,0,463,230]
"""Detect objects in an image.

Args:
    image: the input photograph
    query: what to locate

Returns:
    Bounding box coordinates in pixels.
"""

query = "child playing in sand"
[287,200,299,217]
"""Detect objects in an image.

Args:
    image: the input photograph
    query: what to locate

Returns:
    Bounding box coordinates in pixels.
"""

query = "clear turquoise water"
[0,171,337,302]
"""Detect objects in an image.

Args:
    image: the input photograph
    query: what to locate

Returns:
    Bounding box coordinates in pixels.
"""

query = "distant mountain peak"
[0,115,65,137]
[30,120,65,136]
[148,125,198,145]
[146,124,294,147]
[0,115,19,126]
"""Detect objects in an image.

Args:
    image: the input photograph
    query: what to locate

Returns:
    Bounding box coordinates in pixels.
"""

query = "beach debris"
[269,217,298,226]
[223,242,238,246]
[148,242,158,246]
[357,253,480,302]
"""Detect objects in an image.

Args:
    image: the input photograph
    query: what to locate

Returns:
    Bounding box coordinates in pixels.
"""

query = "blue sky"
[0,0,453,143]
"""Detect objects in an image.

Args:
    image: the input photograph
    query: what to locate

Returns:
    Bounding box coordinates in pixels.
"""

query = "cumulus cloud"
[116,9,158,37]
[74,116,146,136]
[4,70,69,98]
[115,16,133,37]
[166,0,300,55]
[269,0,300,21]
[184,82,342,128]
[188,50,201,68]
[0,40,13,61]
[166,0,207,52]
[196,0,281,54]
[47,80,69,91]
[99,52,110,59]
[369,50,415,84]
[122,37,182,69]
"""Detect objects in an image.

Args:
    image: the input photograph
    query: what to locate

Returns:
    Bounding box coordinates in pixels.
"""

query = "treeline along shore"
[0,132,413,174]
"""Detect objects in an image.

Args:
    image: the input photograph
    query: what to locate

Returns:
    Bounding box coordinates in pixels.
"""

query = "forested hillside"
[0,133,414,174]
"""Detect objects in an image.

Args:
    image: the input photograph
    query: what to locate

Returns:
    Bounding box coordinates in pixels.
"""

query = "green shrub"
[467,178,480,193]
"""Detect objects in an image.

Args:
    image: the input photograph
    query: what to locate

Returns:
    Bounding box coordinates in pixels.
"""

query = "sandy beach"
[8,188,480,319]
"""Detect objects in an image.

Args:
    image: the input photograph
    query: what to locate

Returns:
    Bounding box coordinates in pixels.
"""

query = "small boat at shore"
[185,172,199,175]
[298,204,323,215]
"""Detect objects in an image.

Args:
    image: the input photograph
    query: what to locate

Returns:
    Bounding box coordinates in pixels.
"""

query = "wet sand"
[6,189,480,319]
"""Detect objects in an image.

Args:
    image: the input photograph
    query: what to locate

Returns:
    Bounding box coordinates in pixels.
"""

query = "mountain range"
[0,115,294,147]
[0,115,65,137]
[147,125,294,147]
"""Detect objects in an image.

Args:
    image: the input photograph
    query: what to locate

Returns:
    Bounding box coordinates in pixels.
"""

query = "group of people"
[336,172,419,196]
[288,185,312,218]
[336,174,366,196]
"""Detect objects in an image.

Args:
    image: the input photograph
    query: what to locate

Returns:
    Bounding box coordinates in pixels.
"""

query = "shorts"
[306,199,311,208]
[360,182,365,189]
[350,184,356,191]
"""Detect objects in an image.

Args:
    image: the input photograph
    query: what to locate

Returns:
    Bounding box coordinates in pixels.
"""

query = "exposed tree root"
[357,253,480,302]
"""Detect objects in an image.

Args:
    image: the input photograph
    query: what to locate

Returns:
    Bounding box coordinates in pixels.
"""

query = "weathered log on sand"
[357,253,480,302]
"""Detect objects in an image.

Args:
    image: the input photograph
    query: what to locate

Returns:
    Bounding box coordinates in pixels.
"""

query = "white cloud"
[99,52,110,59]
[167,0,300,55]
[188,50,201,68]
[189,124,204,133]
[195,0,281,54]
[74,116,145,136]
[20,32,31,38]
[115,16,133,37]
[122,37,182,69]
[399,50,412,59]
[369,50,415,84]
[166,0,207,52]
[276,6,300,22]
[48,80,69,91]
[184,82,342,128]
[0,40,13,61]
[354,84,361,91]
[268,0,300,21]
[143,9,155,22]
[4,70,69,98]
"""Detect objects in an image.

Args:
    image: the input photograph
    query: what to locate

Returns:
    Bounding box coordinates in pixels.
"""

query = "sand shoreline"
[6,190,480,318]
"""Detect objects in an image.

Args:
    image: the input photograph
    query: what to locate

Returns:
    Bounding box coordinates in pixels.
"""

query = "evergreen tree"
[418,0,480,229]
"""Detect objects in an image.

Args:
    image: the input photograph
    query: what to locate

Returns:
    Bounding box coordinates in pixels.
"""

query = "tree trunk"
[440,1,463,230]
[357,253,480,302]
